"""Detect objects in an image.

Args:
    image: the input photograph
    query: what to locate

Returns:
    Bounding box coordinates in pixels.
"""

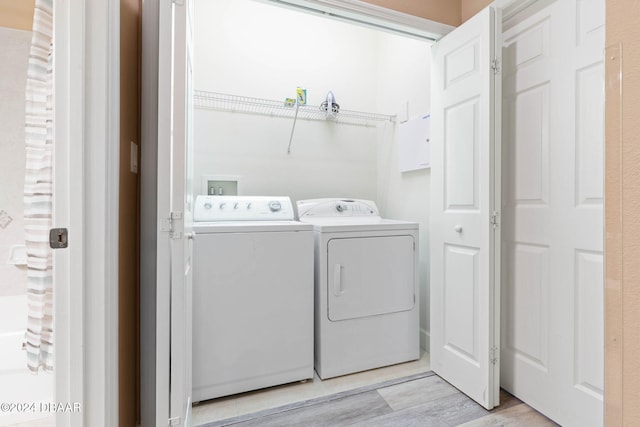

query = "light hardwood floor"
[193,352,431,425]
[195,371,557,427]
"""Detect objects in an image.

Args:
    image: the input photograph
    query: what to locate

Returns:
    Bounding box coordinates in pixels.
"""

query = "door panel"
[501,1,604,425]
[430,5,501,410]
[158,0,194,425]
[445,98,479,210]
[575,62,604,206]
[574,250,604,396]
[445,41,479,87]
[511,85,549,203]
[443,245,479,363]
[327,236,415,321]
[504,242,549,370]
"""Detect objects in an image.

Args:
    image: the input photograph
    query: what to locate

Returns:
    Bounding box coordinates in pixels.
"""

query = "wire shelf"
[194,90,396,126]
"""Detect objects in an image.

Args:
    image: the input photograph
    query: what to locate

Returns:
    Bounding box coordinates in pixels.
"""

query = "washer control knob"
[219,202,226,210]
[247,202,252,209]
[268,201,282,212]
[336,203,347,212]
[204,202,212,210]
[233,202,239,209]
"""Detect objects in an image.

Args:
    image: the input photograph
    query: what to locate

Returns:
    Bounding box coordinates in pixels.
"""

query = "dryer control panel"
[194,195,295,221]
[297,198,379,219]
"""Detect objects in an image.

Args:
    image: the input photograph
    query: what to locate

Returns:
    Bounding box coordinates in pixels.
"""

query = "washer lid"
[193,220,312,233]
[304,218,418,232]
[297,198,417,231]
[297,198,379,220]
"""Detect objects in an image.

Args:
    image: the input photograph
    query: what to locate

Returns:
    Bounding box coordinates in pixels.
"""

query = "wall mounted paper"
[398,114,430,172]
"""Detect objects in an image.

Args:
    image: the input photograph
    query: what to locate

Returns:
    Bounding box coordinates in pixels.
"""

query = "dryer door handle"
[333,264,344,296]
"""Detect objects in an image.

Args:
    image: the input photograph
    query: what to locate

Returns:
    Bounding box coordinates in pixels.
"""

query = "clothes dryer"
[192,195,314,402]
[297,198,420,379]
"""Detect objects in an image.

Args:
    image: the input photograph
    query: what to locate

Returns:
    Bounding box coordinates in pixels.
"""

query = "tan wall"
[461,0,492,23]
[360,0,492,27]
[119,0,141,424]
[605,1,640,425]
[0,0,34,31]
[361,0,461,27]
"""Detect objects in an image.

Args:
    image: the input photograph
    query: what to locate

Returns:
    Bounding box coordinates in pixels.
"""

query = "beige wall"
[361,0,461,27]
[119,0,141,424]
[461,0,492,23]
[0,0,34,31]
[605,1,640,425]
[360,0,493,27]
[364,0,492,26]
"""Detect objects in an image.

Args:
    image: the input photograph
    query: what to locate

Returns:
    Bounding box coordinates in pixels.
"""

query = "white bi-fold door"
[157,0,195,425]
[430,6,502,410]
[501,1,604,425]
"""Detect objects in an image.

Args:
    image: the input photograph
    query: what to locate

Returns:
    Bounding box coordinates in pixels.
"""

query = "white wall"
[375,34,432,351]
[0,27,30,297]
[193,0,381,203]
[193,0,432,350]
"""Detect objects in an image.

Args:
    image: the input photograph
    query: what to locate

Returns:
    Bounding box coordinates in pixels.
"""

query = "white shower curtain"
[23,0,54,373]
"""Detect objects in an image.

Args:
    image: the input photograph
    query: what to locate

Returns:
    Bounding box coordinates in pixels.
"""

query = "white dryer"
[297,198,420,379]
[192,196,314,402]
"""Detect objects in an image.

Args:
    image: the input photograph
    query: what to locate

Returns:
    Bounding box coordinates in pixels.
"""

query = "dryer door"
[327,235,415,321]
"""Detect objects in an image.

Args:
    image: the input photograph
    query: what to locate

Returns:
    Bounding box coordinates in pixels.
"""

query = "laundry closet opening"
[190,0,433,424]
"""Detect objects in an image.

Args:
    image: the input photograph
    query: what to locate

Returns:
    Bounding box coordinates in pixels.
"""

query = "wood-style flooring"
[196,372,558,427]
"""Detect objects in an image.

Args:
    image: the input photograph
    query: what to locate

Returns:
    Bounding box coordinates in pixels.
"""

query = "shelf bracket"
[286,102,300,154]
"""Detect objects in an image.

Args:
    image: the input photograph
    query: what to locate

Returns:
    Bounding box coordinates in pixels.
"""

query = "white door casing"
[158,0,194,425]
[170,0,195,424]
[53,0,85,424]
[430,6,502,410]
[501,1,604,425]
[171,0,195,424]
[54,0,121,424]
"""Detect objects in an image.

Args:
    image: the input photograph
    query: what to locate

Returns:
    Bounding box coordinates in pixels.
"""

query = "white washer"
[297,198,420,379]
[192,195,314,402]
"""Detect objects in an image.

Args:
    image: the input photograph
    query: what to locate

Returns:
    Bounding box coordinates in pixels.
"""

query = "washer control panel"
[297,198,379,219]
[194,195,295,221]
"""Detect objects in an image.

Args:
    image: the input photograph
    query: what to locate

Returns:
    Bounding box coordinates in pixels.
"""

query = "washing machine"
[297,198,420,379]
[192,195,314,402]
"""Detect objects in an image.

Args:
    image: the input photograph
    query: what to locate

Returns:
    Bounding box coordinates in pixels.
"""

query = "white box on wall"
[398,114,430,172]
[200,175,242,196]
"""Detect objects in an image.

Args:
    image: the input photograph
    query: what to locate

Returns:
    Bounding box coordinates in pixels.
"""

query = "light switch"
[130,141,138,174]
